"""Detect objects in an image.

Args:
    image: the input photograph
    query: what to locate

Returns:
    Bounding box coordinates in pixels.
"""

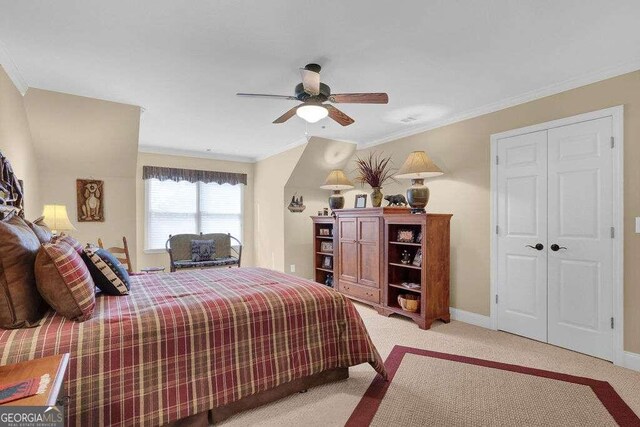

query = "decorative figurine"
[287,194,306,213]
[384,194,408,207]
[401,250,411,264]
[325,274,334,287]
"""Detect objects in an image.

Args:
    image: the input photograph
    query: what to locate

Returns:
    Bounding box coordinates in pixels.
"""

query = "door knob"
[526,243,544,251]
[550,244,567,251]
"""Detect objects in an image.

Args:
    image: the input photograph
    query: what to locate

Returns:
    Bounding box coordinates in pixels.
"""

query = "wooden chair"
[98,236,133,273]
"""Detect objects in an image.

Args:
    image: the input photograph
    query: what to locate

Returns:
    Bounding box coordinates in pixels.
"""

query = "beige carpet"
[221,303,640,426]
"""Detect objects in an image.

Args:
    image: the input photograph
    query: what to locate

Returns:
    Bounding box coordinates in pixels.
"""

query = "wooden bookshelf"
[382,214,452,329]
[311,216,336,287]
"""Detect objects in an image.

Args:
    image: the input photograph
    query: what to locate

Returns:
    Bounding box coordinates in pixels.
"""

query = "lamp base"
[406,178,429,214]
[328,191,345,213]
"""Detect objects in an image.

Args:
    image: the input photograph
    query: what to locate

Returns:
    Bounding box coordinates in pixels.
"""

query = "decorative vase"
[371,187,383,207]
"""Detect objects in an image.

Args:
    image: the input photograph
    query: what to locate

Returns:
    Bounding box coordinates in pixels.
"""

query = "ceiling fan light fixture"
[296,104,328,123]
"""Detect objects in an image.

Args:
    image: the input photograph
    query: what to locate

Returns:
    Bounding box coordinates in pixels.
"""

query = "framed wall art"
[77,179,104,222]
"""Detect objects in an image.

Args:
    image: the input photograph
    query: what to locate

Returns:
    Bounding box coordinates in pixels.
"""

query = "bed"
[0,267,386,426]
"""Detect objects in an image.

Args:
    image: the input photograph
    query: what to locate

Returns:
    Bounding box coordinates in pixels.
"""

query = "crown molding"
[0,42,28,95]
[358,58,640,149]
[138,145,256,163]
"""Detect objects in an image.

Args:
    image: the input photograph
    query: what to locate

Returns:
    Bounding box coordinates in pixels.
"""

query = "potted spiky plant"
[354,152,395,207]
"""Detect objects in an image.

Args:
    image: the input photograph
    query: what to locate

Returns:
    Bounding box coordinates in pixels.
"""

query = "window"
[145,179,243,250]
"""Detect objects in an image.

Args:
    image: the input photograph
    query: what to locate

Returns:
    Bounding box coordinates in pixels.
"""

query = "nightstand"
[0,354,69,407]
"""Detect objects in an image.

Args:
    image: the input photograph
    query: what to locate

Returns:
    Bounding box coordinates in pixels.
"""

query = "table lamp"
[42,205,76,235]
[395,151,443,213]
[320,170,354,212]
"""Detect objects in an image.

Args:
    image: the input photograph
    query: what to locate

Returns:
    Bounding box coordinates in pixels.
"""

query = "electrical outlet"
[290,264,296,273]
[636,217,640,234]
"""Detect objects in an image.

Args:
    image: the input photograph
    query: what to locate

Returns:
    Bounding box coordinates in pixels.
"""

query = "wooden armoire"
[330,207,452,329]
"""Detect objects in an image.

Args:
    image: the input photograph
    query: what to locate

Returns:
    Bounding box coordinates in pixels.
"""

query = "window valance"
[142,166,247,186]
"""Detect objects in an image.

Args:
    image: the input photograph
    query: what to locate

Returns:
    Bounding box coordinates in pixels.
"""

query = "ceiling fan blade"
[328,93,389,104]
[300,69,320,96]
[326,105,355,126]
[273,105,300,124]
[237,93,298,101]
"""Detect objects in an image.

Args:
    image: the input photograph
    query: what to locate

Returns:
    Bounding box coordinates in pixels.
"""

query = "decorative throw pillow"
[52,235,83,255]
[35,241,96,321]
[0,213,48,328]
[82,246,130,296]
[191,240,215,262]
[25,216,53,244]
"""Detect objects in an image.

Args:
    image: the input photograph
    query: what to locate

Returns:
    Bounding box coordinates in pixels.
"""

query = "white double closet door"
[496,116,614,360]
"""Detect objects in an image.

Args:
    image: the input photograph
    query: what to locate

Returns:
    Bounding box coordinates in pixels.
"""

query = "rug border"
[346,345,640,427]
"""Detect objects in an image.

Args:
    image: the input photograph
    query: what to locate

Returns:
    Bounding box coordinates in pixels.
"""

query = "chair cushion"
[82,247,131,296]
[25,216,53,244]
[169,233,232,261]
[35,240,95,321]
[0,212,48,329]
[191,240,215,262]
[174,257,239,269]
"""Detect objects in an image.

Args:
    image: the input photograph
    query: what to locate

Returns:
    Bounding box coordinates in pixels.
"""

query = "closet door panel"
[496,130,548,342]
[547,117,614,361]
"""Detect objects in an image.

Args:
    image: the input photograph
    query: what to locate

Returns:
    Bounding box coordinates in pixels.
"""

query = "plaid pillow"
[35,241,95,321]
[82,246,130,296]
[52,234,84,255]
[191,240,215,262]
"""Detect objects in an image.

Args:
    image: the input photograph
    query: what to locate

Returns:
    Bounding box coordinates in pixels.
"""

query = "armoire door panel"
[358,242,380,287]
[358,217,380,243]
[338,241,358,283]
[339,218,357,241]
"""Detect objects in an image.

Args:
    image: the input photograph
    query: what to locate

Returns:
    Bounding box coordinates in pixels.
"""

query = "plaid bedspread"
[0,268,385,426]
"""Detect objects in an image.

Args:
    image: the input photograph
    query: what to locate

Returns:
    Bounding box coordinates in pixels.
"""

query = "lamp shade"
[296,104,329,123]
[42,205,76,233]
[395,151,443,179]
[320,170,354,190]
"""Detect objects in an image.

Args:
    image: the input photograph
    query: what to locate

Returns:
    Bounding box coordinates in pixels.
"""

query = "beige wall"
[351,71,640,353]
[275,71,640,353]
[136,152,255,270]
[254,144,305,271]
[24,89,140,266]
[283,187,330,279]
[282,137,357,279]
[0,67,40,215]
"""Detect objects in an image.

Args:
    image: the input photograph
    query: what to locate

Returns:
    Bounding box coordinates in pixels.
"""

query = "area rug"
[347,345,640,427]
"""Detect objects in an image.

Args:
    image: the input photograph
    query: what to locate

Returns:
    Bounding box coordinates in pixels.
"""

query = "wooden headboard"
[0,151,24,218]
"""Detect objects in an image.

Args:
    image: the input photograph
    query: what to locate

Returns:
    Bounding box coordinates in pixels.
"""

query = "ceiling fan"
[236,63,388,126]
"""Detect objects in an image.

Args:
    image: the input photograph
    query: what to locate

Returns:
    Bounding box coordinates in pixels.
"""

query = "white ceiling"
[1,1,639,162]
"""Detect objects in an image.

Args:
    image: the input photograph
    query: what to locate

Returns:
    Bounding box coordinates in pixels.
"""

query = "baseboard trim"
[623,351,640,372]
[449,308,493,329]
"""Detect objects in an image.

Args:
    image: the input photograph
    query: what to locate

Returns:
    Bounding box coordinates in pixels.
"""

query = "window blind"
[146,179,242,250]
